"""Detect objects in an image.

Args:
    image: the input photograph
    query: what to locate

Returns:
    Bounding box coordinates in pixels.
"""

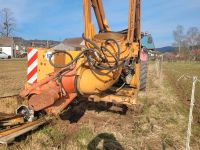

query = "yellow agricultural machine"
[20,0,143,114]
[0,0,148,144]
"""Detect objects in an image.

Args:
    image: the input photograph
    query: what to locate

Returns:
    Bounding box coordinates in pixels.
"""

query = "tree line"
[173,25,200,60]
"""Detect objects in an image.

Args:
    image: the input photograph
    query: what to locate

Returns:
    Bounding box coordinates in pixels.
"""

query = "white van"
[0,51,11,59]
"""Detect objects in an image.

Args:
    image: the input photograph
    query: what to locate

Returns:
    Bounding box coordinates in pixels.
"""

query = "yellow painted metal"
[37,0,141,104]
[127,0,136,43]
[135,0,141,41]
[130,62,140,88]
[37,48,54,81]
[11,0,145,122]
[75,32,139,95]
[37,49,81,81]
[83,0,96,40]
[90,0,110,32]
[76,66,122,95]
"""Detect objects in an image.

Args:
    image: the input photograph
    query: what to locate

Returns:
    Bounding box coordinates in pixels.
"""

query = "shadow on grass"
[87,133,124,150]
[59,98,129,123]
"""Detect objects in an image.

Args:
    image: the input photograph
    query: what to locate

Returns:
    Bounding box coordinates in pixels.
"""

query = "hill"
[13,37,60,48]
[157,46,176,53]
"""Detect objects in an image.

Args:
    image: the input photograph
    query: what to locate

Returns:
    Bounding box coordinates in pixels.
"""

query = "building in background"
[52,37,83,51]
[0,37,15,57]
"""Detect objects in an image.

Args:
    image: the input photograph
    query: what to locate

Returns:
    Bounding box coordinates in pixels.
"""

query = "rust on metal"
[20,67,77,114]
[45,93,77,114]
[28,88,60,111]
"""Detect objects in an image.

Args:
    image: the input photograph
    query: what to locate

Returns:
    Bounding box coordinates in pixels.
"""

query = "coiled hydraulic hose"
[48,51,73,68]
[49,34,125,75]
[49,48,93,69]
[82,34,120,63]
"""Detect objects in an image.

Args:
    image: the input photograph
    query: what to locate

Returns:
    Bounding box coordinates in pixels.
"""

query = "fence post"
[159,55,163,79]
[186,76,197,150]
[156,59,160,78]
[155,56,163,79]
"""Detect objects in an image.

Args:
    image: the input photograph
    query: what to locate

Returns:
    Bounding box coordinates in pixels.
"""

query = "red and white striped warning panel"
[27,48,38,84]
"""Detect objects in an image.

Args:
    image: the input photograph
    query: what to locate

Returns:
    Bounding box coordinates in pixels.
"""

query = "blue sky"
[0,0,200,47]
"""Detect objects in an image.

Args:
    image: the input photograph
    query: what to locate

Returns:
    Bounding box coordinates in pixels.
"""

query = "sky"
[0,0,200,47]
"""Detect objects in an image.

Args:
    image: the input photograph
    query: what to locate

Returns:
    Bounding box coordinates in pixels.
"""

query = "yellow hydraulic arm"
[83,0,141,42]
[91,0,110,32]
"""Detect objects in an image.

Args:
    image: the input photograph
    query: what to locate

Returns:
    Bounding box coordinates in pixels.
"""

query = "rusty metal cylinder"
[28,88,59,111]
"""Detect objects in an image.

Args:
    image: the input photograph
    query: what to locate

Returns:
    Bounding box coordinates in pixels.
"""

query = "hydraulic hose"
[49,49,92,69]
[49,34,125,75]
[48,51,73,68]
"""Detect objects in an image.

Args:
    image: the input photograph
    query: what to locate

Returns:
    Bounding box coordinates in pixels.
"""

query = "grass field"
[163,62,200,148]
[0,59,26,97]
[164,62,200,103]
[0,60,200,150]
[0,59,26,114]
[163,62,200,124]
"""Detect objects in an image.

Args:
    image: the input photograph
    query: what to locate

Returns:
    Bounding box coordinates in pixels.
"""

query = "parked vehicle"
[0,51,11,59]
[16,51,27,58]
[20,52,27,58]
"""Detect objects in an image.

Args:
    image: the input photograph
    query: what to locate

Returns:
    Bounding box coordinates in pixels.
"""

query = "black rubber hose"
[87,56,125,76]
[104,38,120,62]
[48,51,73,68]
[82,34,120,62]
[81,34,123,72]
[101,46,118,65]
[82,34,100,51]
[49,34,124,76]
[85,50,125,72]
[49,49,93,69]
[82,34,120,66]
[82,34,105,58]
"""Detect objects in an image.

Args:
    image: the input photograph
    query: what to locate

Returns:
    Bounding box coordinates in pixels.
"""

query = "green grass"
[163,61,200,148]
[71,127,94,150]
[163,62,200,118]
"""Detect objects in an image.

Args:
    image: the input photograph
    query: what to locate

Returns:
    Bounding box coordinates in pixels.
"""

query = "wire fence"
[155,59,200,150]
[177,75,200,150]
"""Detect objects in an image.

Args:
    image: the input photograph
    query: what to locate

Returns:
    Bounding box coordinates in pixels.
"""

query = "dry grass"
[0,59,26,97]
[163,61,200,149]
[0,60,200,150]
[0,97,20,114]
[0,59,26,114]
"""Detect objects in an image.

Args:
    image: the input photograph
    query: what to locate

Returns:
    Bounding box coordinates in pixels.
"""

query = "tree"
[0,8,16,37]
[173,25,185,56]
[197,33,200,46]
[187,27,199,50]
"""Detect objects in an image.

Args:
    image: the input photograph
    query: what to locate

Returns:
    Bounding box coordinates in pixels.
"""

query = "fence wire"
[158,62,200,150]
[177,74,200,150]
